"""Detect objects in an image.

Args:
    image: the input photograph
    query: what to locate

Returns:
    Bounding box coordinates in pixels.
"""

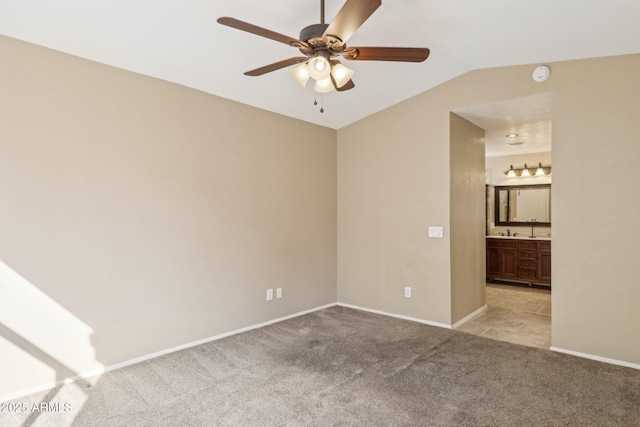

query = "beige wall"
[450,114,486,324]
[338,53,640,365]
[0,36,337,398]
[551,54,640,364]
[337,94,453,324]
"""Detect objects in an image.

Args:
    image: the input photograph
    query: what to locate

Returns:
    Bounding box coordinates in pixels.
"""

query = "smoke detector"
[533,65,551,82]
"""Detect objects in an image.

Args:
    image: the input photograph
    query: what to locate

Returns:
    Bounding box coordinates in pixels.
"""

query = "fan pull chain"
[313,96,325,113]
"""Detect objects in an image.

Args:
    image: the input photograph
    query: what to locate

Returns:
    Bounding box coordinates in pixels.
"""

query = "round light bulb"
[308,56,331,80]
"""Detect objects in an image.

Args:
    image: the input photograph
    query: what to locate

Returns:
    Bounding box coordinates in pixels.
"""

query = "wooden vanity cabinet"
[486,238,551,287]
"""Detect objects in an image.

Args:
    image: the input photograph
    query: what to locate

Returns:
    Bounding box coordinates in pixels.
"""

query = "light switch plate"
[428,226,444,238]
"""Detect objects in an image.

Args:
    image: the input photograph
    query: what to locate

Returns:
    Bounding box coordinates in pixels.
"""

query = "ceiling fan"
[217,0,430,95]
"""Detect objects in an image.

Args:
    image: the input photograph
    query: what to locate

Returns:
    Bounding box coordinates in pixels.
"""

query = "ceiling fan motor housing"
[300,23,330,45]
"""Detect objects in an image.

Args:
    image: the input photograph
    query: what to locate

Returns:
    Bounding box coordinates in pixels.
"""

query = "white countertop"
[486,235,551,241]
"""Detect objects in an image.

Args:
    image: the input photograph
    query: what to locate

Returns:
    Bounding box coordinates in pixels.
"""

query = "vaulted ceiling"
[2,0,640,130]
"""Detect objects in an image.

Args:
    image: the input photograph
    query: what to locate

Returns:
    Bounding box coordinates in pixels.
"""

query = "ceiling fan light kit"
[217,0,430,104]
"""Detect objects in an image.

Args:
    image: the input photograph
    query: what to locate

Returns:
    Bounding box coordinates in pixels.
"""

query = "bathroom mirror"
[495,184,551,226]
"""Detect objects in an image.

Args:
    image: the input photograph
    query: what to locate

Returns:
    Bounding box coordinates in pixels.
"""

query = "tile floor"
[456,282,551,349]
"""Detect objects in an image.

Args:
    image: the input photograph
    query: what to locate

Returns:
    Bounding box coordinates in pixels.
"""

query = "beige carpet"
[4,306,640,426]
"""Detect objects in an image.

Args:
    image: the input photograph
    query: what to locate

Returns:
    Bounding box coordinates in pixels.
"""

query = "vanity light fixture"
[504,163,551,177]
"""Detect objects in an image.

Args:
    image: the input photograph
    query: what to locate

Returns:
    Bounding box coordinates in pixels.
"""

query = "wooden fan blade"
[244,57,308,76]
[345,47,430,62]
[323,0,381,45]
[218,17,301,46]
[336,79,355,92]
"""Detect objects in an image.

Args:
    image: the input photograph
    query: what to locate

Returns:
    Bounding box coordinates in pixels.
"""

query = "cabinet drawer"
[519,259,537,269]
[519,250,537,260]
[518,241,538,251]
[539,242,551,252]
[487,240,517,249]
[518,268,537,278]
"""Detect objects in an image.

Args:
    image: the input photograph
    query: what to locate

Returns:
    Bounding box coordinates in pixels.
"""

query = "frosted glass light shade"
[330,63,354,88]
[308,56,331,80]
[313,77,334,93]
[535,162,545,176]
[290,63,310,87]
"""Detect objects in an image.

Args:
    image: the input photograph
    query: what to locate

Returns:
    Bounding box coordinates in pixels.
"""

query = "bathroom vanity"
[486,236,551,287]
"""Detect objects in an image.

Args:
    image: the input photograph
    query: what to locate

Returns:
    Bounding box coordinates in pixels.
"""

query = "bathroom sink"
[486,235,551,241]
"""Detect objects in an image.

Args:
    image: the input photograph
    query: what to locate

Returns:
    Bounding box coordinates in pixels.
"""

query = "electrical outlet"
[266,288,273,301]
[276,287,282,299]
[404,286,412,298]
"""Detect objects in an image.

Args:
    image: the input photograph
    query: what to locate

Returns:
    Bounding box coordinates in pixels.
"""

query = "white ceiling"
[455,93,552,158]
[1,0,640,130]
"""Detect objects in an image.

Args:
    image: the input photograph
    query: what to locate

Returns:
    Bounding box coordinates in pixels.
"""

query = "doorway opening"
[454,93,552,349]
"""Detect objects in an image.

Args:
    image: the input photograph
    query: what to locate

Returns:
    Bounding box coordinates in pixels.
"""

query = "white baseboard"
[337,302,452,329]
[0,302,338,403]
[11,302,637,403]
[451,305,487,329]
[550,347,640,370]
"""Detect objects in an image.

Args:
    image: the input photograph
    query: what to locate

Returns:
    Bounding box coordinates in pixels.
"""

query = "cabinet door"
[487,247,501,276]
[538,251,552,282]
[502,249,518,278]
